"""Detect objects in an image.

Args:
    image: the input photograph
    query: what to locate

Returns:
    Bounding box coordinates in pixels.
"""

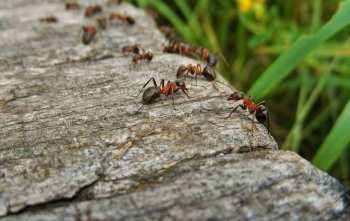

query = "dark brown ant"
[39,16,58,23]
[177,63,216,81]
[226,91,269,125]
[136,77,190,111]
[109,13,135,25]
[97,17,107,30]
[82,26,97,45]
[65,1,80,10]
[84,5,102,17]
[122,44,140,54]
[132,51,153,63]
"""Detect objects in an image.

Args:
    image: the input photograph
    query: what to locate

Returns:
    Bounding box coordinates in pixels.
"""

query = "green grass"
[127,0,350,186]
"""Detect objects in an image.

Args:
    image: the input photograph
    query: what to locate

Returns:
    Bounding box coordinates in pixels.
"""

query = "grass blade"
[312,100,350,170]
[247,0,350,100]
[146,0,193,42]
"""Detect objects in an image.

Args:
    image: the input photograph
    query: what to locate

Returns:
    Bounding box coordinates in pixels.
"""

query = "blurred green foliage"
[127,0,350,187]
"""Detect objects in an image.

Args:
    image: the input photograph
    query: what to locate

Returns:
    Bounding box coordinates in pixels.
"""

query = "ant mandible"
[136,77,190,111]
[177,63,216,81]
[226,92,269,125]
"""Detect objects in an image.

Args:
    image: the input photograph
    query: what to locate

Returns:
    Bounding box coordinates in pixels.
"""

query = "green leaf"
[312,100,350,170]
[247,0,350,100]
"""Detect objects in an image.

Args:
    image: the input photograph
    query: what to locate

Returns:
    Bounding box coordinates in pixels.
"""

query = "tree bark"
[0,0,349,220]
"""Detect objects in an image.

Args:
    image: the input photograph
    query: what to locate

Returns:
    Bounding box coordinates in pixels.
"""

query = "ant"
[226,91,269,125]
[177,63,216,81]
[122,44,140,54]
[39,16,58,23]
[163,41,218,67]
[163,40,193,57]
[132,51,153,63]
[196,47,218,67]
[97,17,107,30]
[65,1,80,10]
[84,5,102,17]
[136,77,190,111]
[109,13,135,25]
[82,26,97,45]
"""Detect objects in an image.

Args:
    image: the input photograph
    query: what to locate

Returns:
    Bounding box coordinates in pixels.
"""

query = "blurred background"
[125,0,350,187]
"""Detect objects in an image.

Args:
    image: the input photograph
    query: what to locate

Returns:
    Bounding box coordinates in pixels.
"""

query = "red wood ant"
[84,5,102,17]
[163,40,193,57]
[136,77,190,111]
[122,44,140,54]
[39,16,58,23]
[132,51,153,63]
[65,1,80,10]
[226,92,269,125]
[177,63,216,81]
[163,40,218,67]
[109,13,135,25]
[82,26,97,45]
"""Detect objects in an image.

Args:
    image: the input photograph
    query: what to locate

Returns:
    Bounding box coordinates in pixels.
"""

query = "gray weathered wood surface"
[0,0,349,220]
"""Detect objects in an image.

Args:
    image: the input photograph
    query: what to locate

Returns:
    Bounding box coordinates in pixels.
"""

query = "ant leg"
[160,79,166,88]
[135,77,157,97]
[224,104,244,119]
[135,104,145,114]
[170,87,177,110]
[180,87,190,98]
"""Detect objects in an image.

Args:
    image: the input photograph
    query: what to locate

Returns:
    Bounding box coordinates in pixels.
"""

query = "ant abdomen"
[142,86,160,104]
[202,66,216,81]
[256,106,268,123]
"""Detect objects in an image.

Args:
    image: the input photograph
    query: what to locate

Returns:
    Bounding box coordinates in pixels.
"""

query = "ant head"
[175,80,188,90]
[227,91,244,101]
[202,66,216,81]
[256,104,268,123]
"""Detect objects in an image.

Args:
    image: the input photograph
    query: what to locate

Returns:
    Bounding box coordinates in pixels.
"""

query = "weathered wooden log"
[0,1,349,220]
